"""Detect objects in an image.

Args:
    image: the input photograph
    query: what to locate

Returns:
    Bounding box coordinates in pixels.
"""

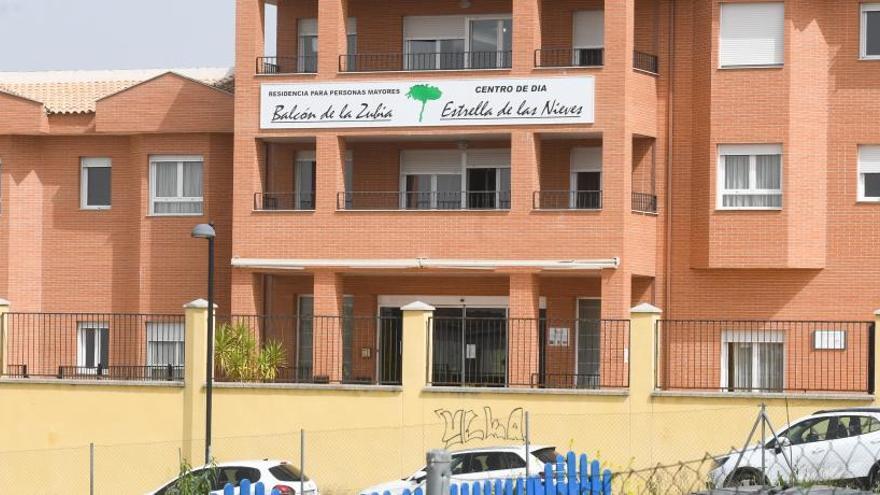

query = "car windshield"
[270,464,308,482]
[533,447,561,465]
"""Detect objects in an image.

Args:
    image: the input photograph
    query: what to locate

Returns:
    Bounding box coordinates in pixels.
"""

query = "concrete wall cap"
[183,298,218,309]
[631,303,662,314]
[0,298,9,306]
[401,301,436,312]
[875,308,880,316]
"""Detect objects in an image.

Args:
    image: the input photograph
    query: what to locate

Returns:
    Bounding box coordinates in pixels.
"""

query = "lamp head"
[191,223,216,239]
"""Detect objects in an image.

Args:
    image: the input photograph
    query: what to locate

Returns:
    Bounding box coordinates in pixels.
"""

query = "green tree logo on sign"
[406,84,443,123]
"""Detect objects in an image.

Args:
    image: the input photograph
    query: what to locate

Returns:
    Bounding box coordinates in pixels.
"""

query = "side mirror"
[412,471,427,484]
[774,437,791,453]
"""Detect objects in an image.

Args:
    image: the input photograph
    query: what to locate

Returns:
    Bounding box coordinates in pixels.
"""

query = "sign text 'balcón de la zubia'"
[260,77,595,129]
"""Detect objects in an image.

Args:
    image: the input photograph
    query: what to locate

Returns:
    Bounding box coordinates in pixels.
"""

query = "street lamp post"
[191,223,216,465]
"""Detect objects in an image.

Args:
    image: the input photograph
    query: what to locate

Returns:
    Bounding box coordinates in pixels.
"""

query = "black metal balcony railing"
[256,56,318,75]
[534,48,604,68]
[633,50,659,74]
[428,317,630,389]
[533,190,602,210]
[254,192,315,211]
[338,191,511,211]
[631,192,658,214]
[339,51,512,72]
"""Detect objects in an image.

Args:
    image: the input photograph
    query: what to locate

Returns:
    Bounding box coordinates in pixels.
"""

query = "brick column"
[312,270,344,383]
[508,271,540,386]
[600,267,631,320]
[315,135,347,212]
[510,130,540,214]
[317,0,348,76]
[511,0,541,74]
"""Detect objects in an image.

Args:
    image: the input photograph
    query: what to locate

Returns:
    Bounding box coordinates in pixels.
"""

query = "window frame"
[858,145,880,202]
[148,155,205,217]
[402,14,512,71]
[77,321,109,371]
[719,330,785,392]
[718,2,785,69]
[80,157,112,210]
[716,144,783,211]
[861,4,880,60]
[146,321,185,368]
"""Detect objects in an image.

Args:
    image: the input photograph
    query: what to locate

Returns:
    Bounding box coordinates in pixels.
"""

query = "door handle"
[810,449,825,455]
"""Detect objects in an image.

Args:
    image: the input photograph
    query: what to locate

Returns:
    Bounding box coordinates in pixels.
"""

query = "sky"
[0,0,236,72]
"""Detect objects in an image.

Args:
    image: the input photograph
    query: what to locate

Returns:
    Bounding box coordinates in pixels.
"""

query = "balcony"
[339,50,512,73]
[631,192,657,214]
[254,192,315,211]
[256,56,318,75]
[339,191,511,211]
[632,50,659,74]
[533,190,602,210]
[534,48,604,68]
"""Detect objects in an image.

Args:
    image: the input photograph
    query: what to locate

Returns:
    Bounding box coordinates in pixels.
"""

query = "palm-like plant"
[406,84,443,122]
[214,322,286,382]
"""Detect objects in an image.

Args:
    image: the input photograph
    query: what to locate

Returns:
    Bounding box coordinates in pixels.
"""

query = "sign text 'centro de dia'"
[260,77,595,129]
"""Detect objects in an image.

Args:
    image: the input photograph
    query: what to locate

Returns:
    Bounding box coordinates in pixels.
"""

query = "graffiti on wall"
[435,406,525,448]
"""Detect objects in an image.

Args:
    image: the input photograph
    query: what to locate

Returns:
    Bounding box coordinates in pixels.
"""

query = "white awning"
[231,257,620,271]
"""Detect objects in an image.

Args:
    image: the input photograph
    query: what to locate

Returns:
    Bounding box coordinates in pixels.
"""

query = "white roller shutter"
[404,15,466,39]
[400,150,461,175]
[570,147,602,172]
[718,144,782,156]
[466,149,510,168]
[719,3,784,67]
[298,18,318,37]
[859,145,880,174]
[573,11,604,48]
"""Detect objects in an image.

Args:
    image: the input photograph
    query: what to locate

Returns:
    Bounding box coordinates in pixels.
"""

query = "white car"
[148,459,319,495]
[709,408,880,489]
[359,445,561,495]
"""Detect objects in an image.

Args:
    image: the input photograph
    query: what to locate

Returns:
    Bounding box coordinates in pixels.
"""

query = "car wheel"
[726,468,768,488]
[866,463,880,491]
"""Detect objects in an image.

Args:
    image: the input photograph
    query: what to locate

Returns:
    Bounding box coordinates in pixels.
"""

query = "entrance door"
[431,307,507,386]
[576,299,601,389]
[377,307,403,384]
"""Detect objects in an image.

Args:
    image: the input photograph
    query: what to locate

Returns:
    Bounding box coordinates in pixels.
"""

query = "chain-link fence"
[5,404,880,494]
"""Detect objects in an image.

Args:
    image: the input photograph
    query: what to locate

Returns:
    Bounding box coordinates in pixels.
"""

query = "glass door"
[377,307,403,384]
[576,299,601,389]
[431,306,507,386]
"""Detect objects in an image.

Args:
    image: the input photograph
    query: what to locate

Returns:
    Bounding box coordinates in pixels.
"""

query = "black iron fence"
[215,315,402,385]
[337,191,511,211]
[256,56,318,75]
[2,313,185,381]
[339,51,512,72]
[535,48,604,68]
[533,190,602,210]
[656,320,875,394]
[427,317,629,389]
[631,192,658,213]
[254,192,315,211]
[633,50,659,74]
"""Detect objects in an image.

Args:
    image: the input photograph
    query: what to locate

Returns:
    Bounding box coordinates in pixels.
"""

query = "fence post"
[873,309,880,399]
[183,299,213,465]
[400,301,435,466]
[629,303,662,466]
[425,449,452,495]
[0,299,8,377]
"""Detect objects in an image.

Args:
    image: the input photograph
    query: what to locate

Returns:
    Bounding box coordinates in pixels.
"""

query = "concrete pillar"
[511,0,542,74]
[510,130,541,214]
[182,299,214,464]
[629,303,661,466]
[312,270,344,382]
[400,301,435,474]
[0,299,8,377]
[874,309,880,399]
[508,272,540,386]
[317,0,348,76]
[315,135,347,212]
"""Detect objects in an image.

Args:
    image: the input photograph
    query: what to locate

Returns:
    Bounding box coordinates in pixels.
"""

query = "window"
[719,3,784,67]
[298,18,318,73]
[80,157,111,209]
[403,15,512,70]
[862,4,880,59]
[720,330,784,392]
[146,322,184,369]
[77,322,109,371]
[533,448,562,465]
[570,147,602,209]
[572,10,604,66]
[149,155,203,216]
[295,151,316,210]
[717,144,782,209]
[399,149,510,209]
[858,145,880,202]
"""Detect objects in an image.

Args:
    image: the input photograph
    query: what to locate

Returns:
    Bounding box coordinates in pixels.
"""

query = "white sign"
[548,327,570,347]
[814,330,846,350]
[260,77,595,129]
